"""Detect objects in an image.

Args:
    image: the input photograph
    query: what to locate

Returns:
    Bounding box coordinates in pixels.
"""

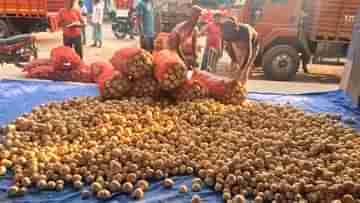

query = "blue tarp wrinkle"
[0,79,359,203]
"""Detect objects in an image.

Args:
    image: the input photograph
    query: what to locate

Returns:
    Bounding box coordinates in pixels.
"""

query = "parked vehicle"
[0,34,38,67]
[237,0,360,81]
[0,0,63,38]
[110,9,138,39]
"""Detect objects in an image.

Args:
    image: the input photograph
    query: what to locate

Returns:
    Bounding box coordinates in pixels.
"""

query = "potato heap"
[1,97,360,203]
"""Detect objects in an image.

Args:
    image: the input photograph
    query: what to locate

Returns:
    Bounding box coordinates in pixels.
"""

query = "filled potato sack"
[153,50,188,91]
[69,63,93,83]
[128,76,161,98]
[23,58,53,73]
[173,72,209,102]
[97,70,132,100]
[110,48,154,80]
[25,64,55,80]
[153,32,170,52]
[192,70,247,105]
[90,61,115,82]
[50,46,82,70]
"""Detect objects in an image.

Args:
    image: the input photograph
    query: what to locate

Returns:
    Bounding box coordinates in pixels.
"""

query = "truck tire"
[262,45,300,81]
[0,19,9,38]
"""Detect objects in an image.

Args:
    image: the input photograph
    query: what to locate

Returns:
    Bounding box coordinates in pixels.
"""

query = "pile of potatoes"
[1,96,360,203]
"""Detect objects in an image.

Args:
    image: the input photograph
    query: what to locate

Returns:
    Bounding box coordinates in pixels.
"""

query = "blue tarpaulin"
[0,79,359,203]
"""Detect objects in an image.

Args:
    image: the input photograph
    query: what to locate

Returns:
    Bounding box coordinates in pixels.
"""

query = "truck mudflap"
[48,13,60,32]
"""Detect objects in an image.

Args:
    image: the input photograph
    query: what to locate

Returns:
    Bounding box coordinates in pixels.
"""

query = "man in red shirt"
[200,12,222,71]
[58,0,85,59]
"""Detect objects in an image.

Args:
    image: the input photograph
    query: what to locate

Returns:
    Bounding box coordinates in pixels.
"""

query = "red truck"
[236,0,360,81]
[0,0,63,38]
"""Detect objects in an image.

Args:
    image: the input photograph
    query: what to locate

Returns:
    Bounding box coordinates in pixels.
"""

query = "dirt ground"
[0,23,343,94]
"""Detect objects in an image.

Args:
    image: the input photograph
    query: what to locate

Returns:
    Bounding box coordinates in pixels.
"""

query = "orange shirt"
[58,8,82,38]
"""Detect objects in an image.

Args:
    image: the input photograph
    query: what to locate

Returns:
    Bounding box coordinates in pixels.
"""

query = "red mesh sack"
[23,58,53,73]
[25,65,55,80]
[153,50,187,91]
[97,70,132,99]
[110,48,153,80]
[192,70,248,105]
[70,63,93,83]
[129,77,161,98]
[154,32,170,52]
[90,61,114,82]
[50,46,81,70]
[173,74,209,102]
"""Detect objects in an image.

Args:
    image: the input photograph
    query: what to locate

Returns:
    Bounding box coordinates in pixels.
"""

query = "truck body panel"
[0,0,63,16]
[0,0,63,36]
[305,0,360,42]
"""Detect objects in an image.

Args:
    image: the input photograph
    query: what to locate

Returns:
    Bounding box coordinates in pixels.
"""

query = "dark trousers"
[141,36,154,52]
[81,26,86,45]
[63,36,83,59]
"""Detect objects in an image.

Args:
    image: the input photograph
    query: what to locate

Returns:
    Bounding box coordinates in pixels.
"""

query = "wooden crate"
[305,0,360,41]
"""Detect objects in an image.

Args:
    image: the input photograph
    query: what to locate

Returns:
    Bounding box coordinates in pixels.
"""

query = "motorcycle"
[0,34,38,67]
[111,9,138,40]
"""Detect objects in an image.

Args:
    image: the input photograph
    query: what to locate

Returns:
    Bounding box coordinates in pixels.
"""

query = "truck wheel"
[263,45,300,81]
[0,20,9,38]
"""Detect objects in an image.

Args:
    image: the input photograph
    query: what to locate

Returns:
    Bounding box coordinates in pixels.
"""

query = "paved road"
[0,23,342,94]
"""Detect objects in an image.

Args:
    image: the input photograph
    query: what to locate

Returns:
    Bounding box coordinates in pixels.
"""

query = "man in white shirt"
[92,0,105,48]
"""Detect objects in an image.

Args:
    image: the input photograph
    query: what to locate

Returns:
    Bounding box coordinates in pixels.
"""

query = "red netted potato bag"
[192,70,248,105]
[173,74,209,102]
[153,49,187,91]
[23,58,53,73]
[154,32,170,52]
[110,48,153,80]
[50,46,81,70]
[70,63,93,83]
[25,65,55,80]
[90,61,114,82]
[97,70,132,99]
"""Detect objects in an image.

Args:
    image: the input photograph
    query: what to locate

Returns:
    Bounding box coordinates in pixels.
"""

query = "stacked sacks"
[23,46,93,83]
[128,77,161,98]
[92,62,131,100]
[110,48,154,80]
[100,48,159,99]
[23,59,54,80]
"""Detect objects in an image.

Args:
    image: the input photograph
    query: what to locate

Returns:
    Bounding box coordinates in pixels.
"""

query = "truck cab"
[239,0,307,81]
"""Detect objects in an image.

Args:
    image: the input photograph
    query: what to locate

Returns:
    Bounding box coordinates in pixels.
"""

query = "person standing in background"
[137,0,155,51]
[79,0,88,45]
[91,0,105,48]
[199,12,222,71]
[58,0,85,58]
[127,0,138,39]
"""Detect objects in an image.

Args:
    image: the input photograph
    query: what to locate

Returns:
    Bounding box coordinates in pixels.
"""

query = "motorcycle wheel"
[113,21,128,39]
[14,46,38,68]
